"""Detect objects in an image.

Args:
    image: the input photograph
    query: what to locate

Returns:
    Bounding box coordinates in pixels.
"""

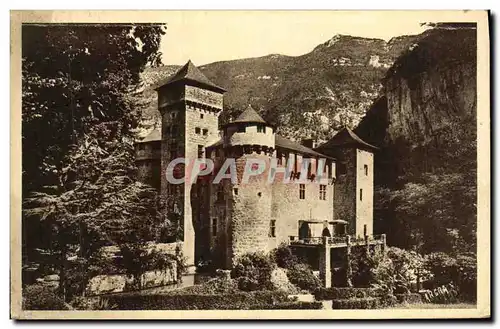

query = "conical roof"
[154,60,226,93]
[319,127,378,151]
[232,105,267,124]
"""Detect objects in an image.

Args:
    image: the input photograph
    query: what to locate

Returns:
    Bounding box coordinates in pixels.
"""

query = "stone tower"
[221,105,275,267]
[317,127,378,237]
[155,60,225,268]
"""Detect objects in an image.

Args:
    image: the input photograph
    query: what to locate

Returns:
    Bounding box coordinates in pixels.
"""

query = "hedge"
[108,290,291,310]
[395,293,422,304]
[314,287,380,301]
[331,297,380,309]
[250,301,323,310]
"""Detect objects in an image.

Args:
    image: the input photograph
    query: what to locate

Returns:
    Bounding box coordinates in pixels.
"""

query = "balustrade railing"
[289,234,384,246]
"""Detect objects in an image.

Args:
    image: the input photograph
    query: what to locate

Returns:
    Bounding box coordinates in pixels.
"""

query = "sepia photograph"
[10,10,490,319]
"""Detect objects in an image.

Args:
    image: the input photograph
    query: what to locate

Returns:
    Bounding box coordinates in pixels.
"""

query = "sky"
[158,11,438,66]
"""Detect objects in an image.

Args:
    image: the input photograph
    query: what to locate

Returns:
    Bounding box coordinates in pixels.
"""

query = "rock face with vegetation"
[138,34,419,142]
[355,24,477,259]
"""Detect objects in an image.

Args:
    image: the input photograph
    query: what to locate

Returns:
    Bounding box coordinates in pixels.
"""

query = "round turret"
[222,105,275,152]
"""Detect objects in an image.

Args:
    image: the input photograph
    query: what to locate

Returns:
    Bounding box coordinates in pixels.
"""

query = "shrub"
[272,243,298,268]
[22,284,69,310]
[176,277,238,294]
[424,252,476,301]
[425,252,457,287]
[456,254,477,301]
[108,290,291,310]
[331,297,380,309]
[350,248,383,287]
[394,293,423,304]
[422,283,459,304]
[370,247,427,296]
[232,252,275,291]
[287,263,322,292]
[250,301,323,310]
[314,287,380,300]
[71,296,117,310]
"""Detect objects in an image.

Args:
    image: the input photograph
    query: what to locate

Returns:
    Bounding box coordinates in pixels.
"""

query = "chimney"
[301,138,316,149]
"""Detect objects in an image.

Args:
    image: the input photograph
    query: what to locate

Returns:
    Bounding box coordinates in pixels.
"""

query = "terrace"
[288,234,386,249]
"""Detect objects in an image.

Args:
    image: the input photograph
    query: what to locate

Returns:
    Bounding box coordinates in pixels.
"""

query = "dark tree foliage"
[22,23,165,193]
[21,23,166,300]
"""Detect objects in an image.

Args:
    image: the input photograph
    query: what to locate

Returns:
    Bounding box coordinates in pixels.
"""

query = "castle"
[135,61,384,286]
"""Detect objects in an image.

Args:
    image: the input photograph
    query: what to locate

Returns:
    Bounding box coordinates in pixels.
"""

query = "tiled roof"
[317,127,378,151]
[275,135,333,159]
[136,129,161,143]
[231,105,267,124]
[206,134,334,159]
[154,60,226,93]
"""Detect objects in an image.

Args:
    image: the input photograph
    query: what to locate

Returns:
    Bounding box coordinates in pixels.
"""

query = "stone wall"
[86,267,177,296]
[158,82,223,269]
[355,149,374,236]
[229,151,273,266]
[334,148,357,234]
[82,242,180,296]
[183,101,220,268]
[224,124,275,148]
[271,151,335,248]
[136,142,161,190]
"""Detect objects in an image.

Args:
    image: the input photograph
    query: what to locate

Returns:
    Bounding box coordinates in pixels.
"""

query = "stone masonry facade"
[135,61,378,271]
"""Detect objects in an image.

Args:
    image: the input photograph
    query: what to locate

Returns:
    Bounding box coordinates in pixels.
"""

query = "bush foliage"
[231,252,275,291]
[286,263,322,292]
[314,287,380,301]
[331,297,380,309]
[107,290,291,310]
[22,284,70,310]
[271,244,321,292]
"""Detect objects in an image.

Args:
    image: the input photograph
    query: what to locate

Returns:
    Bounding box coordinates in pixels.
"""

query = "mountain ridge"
[137,33,422,143]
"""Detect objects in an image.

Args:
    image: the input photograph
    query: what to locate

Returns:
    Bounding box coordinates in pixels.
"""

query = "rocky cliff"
[355,24,477,184]
[358,25,476,143]
[353,24,478,252]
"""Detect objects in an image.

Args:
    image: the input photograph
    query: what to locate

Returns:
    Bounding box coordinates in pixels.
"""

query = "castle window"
[269,220,276,237]
[203,128,208,136]
[237,125,246,133]
[195,127,201,134]
[233,188,238,195]
[257,125,266,133]
[319,185,327,200]
[364,164,368,176]
[299,184,305,199]
[200,113,204,119]
[171,111,177,119]
[360,188,363,201]
[212,218,217,236]
[198,145,204,158]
